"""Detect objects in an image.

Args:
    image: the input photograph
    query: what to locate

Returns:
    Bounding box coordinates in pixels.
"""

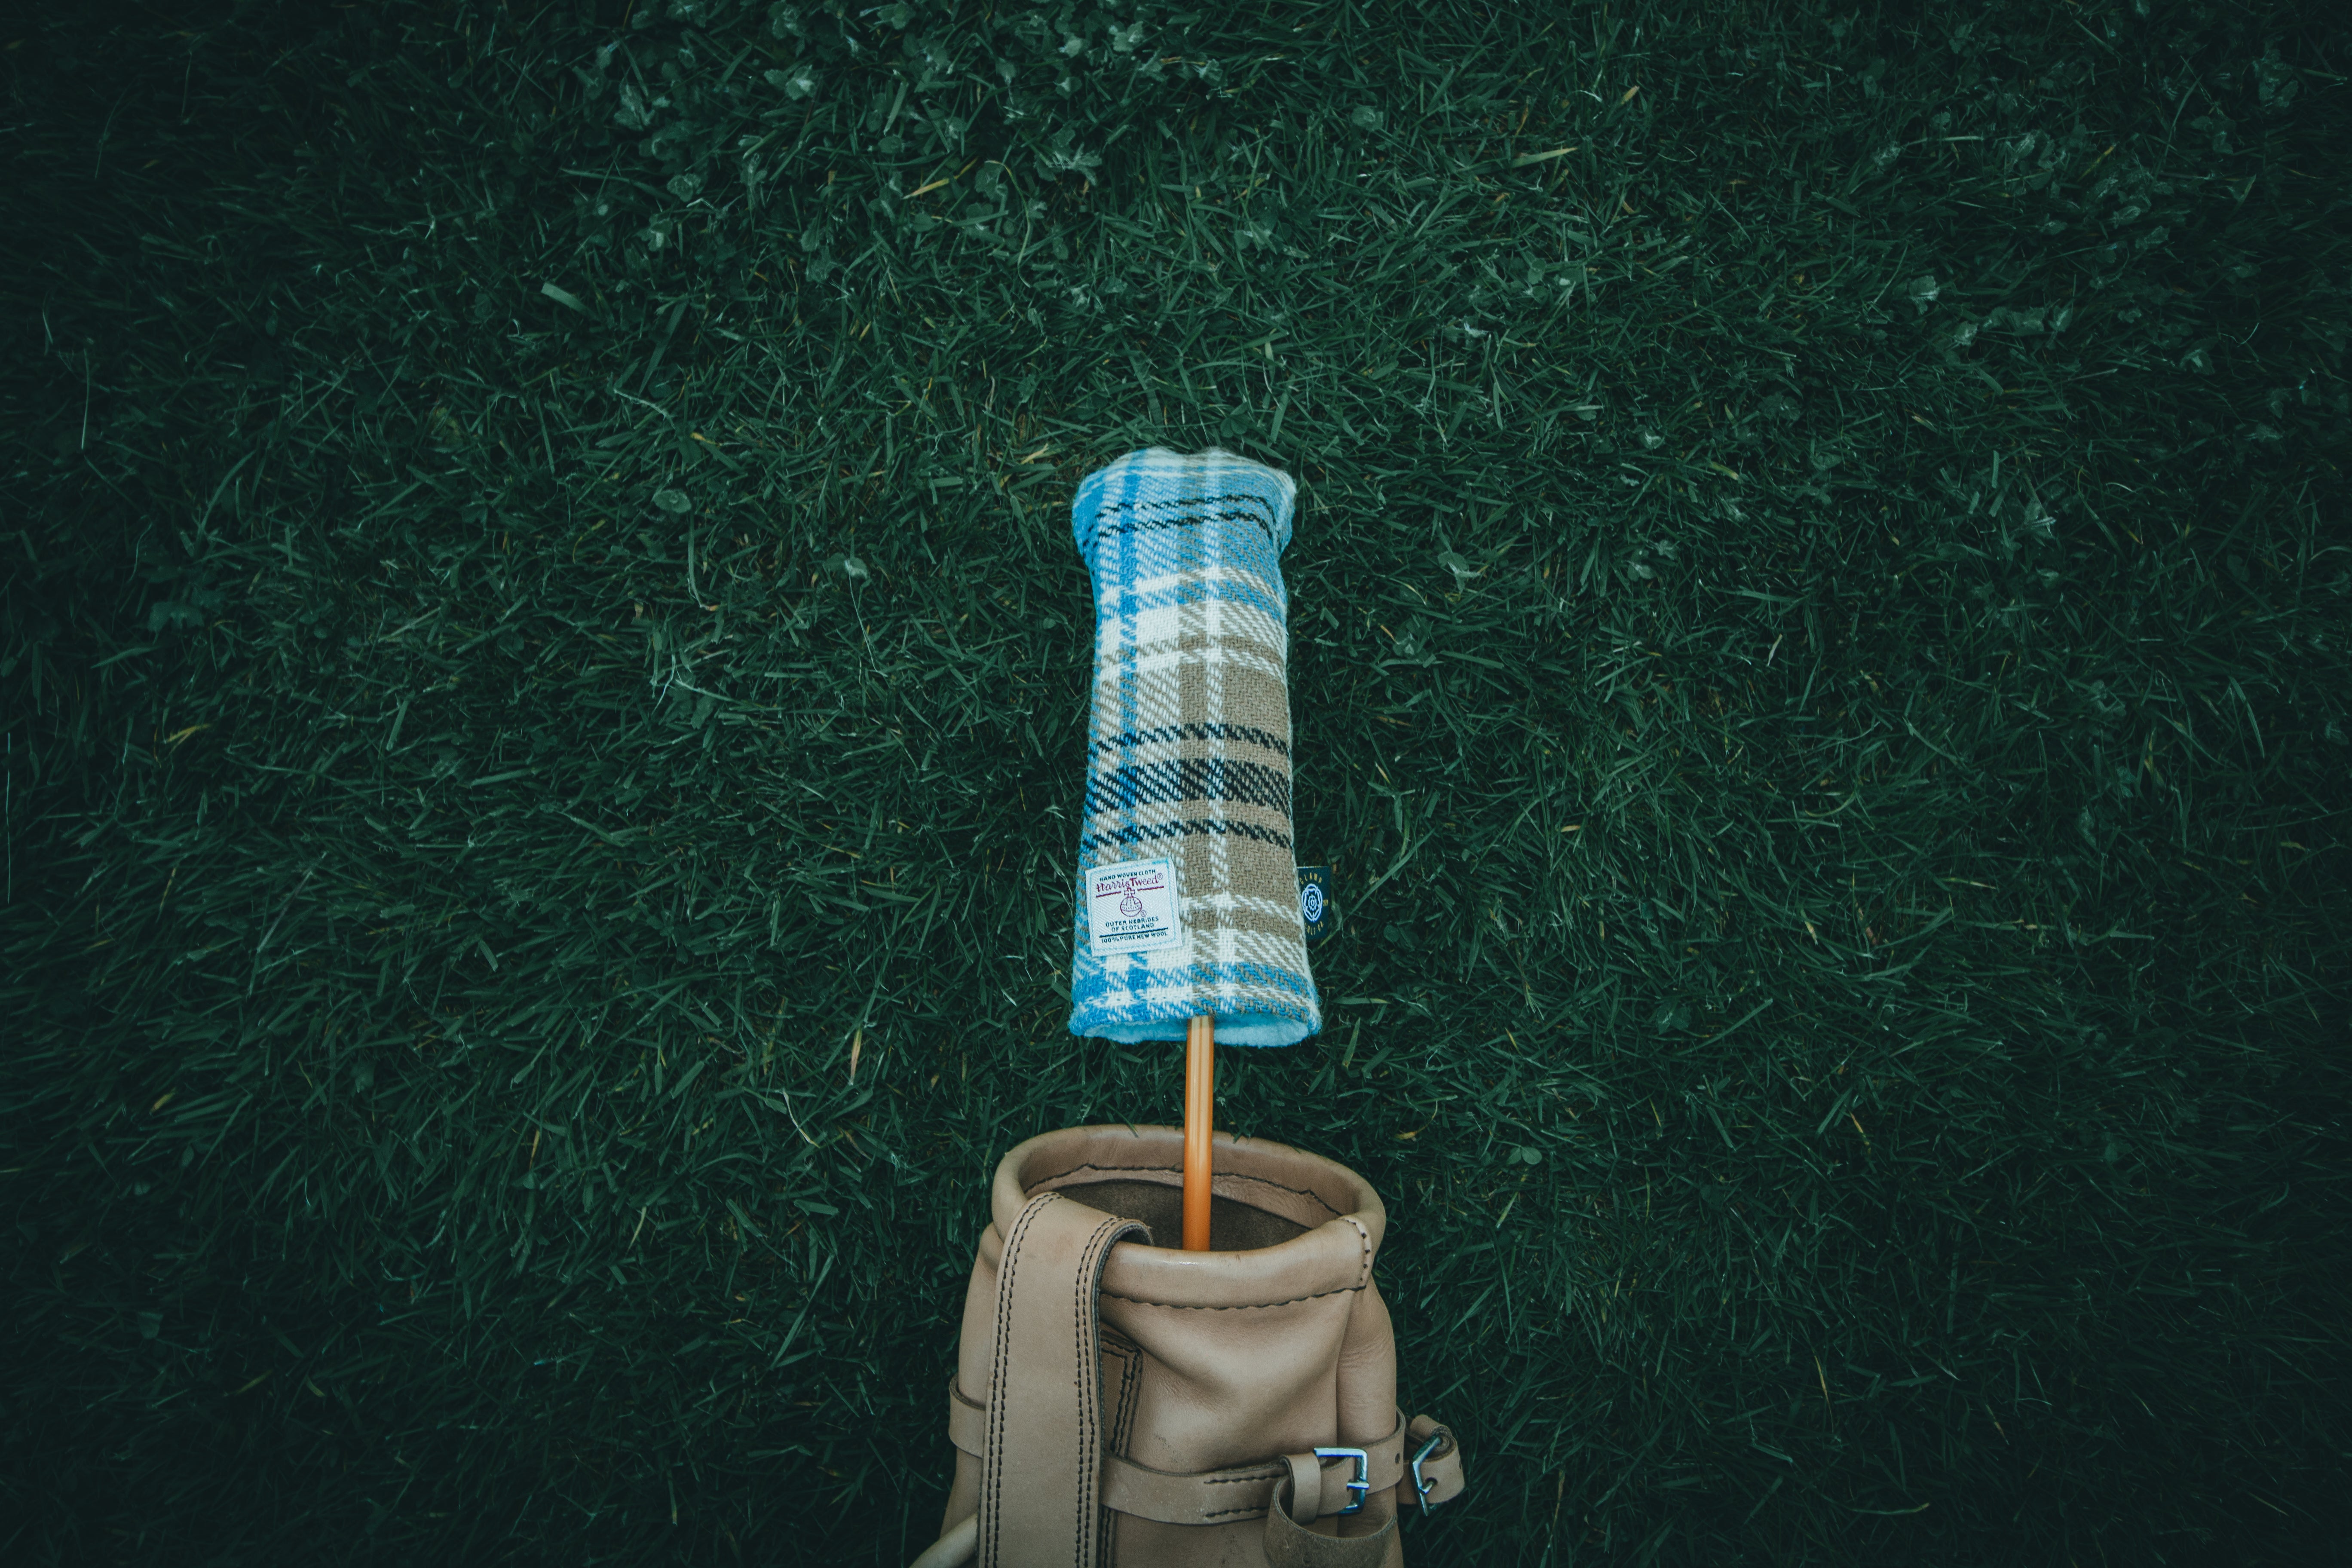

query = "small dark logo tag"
[1297,865,1335,945]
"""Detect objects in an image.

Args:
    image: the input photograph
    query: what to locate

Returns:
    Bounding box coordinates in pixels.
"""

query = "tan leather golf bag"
[914,1124,1465,1568]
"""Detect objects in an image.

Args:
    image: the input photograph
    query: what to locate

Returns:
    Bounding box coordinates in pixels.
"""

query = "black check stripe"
[1085,758,1292,818]
[1088,722,1290,761]
[1078,818,1295,855]
[1077,491,1283,549]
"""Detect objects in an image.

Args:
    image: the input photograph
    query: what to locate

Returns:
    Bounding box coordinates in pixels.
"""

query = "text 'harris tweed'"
[1066,448,1322,1047]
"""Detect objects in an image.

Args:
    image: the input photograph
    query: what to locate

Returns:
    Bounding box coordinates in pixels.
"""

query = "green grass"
[5,1,2350,1562]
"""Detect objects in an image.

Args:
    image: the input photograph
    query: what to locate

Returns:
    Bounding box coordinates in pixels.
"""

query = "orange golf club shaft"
[1182,1016,1215,1251]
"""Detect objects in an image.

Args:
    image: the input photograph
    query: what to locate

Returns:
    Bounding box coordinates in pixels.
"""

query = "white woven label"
[1085,858,1183,959]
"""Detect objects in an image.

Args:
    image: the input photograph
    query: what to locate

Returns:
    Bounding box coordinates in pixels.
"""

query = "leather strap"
[976,1193,1147,1568]
[951,1393,1459,1527]
[1103,1411,1408,1524]
[911,1455,1421,1568]
[949,1378,986,1453]
[1262,1483,1397,1568]
[1280,1452,1323,1525]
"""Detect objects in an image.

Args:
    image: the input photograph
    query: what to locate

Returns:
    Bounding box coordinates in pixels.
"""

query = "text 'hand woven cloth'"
[1067,448,1320,1048]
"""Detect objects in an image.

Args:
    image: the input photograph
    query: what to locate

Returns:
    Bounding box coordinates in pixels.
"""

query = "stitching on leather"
[1078,1216,1115,1567]
[1105,1344,1133,1551]
[1075,1215,1143,1568]
[1344,1215,1371,1290]
[1107,1461,1280,1491]
[983,1195,1037,1566]
[1115,1345,1138,1456]
[1107,1227,1151,1531]
[1104,1331,1141,1462]
[1073,1215,1091,1568]
[1099,1283,1363,1309]
[1029,1160,1350,1219]
[985,1191,1055,1568]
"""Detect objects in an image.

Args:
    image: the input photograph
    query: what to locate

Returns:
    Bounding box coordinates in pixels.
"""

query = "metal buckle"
[1313,1446,1370,1515]
[1408,1431,1446,1506]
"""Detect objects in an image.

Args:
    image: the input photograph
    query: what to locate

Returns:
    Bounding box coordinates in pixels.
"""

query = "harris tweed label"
[1085,858,1183,959]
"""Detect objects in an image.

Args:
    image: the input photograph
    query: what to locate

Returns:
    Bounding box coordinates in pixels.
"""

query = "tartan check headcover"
[1066,448,1321,1048]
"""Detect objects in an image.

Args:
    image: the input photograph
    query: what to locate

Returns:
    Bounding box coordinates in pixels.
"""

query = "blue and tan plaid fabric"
[1066,447,1321,1047]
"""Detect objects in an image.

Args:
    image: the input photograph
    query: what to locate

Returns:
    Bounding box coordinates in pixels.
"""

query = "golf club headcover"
[1066,448,1321,1048]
